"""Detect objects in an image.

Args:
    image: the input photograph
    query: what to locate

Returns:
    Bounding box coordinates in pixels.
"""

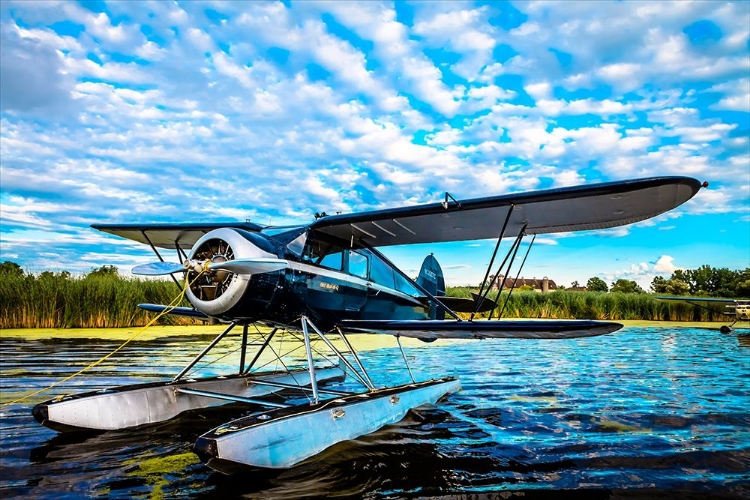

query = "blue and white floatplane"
[32,176,704,472]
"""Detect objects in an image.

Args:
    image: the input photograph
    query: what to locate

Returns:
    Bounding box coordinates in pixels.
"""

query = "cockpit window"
[286,232,307,256]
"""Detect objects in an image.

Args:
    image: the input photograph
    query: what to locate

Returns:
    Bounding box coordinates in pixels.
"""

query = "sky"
[1,0,749,290]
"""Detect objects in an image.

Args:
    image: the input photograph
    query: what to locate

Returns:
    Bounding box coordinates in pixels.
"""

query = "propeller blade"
[209,258,288,275]
[132,262,186,276]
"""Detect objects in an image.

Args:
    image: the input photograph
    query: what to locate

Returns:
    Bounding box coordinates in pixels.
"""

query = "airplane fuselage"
[182,227,434,329]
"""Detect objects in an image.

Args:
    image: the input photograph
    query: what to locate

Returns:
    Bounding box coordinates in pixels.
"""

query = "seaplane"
[656,296,750,333]
[31,176,704,473]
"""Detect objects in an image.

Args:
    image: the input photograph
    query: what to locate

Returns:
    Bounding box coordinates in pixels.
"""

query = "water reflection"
[1,327,748,499]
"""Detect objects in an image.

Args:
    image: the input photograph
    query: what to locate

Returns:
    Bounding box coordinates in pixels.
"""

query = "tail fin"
[417,254,445,297]
[417,254,446,320]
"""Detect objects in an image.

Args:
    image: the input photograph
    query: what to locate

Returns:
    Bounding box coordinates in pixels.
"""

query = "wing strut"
[335,326,375,389]
[486,225,527,320]
[302,316,375,391]
[472,205,514,319]
[239,324,249,373]
[497,234,536,319]
[396,336,415,383]
[471,222,530,319]
[174,322,236,381]
[242,328,277,374]
[142,230,182,289]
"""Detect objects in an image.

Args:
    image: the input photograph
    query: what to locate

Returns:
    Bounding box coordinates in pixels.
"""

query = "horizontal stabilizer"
[209,258,288,275]
[436,294,496,313]
[337,319,622,340]
[655,296,737,305]
[138,303,209,319]
[132,262,185,276]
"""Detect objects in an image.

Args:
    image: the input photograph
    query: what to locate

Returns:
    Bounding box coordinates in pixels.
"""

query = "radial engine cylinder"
[185,228,279,317]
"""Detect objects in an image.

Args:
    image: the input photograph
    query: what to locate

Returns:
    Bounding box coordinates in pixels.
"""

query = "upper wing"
[91,222,264,249]
[311,176,702,247]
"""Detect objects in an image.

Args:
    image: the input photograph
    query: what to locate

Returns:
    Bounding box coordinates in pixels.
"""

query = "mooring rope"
[1,271,204,408]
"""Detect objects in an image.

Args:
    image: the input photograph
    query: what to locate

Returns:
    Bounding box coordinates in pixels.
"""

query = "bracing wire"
[2,271,204,407]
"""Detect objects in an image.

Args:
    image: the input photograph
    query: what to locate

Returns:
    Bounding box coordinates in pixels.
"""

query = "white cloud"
[708,78,750,111]
[0,0,747,283]
[654,255,679,274]
[0,25,76,114]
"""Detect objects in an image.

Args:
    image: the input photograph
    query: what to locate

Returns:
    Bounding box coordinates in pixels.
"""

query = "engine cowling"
[185,228,280,317]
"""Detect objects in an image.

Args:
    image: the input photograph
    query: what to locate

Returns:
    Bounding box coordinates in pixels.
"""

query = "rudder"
[417,254,446,320]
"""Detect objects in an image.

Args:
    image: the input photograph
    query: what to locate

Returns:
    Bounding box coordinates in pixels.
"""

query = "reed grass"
[447,287,726,322]
[0,275,727,329]
[0,273,196,329]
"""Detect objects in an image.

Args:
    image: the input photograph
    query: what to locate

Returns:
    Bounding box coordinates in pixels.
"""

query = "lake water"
[0,327,748,499]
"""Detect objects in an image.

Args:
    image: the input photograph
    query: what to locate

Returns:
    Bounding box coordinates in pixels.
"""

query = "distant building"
[567,286,588,292]
[488,275,557,293]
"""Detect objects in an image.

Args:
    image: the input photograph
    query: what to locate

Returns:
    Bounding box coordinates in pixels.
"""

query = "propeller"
[132,258,288,276]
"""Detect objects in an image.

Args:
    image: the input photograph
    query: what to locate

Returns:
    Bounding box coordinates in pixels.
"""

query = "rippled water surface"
[1,327,748,499]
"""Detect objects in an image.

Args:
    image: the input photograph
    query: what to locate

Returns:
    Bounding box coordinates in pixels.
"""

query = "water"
[1,327,748,499]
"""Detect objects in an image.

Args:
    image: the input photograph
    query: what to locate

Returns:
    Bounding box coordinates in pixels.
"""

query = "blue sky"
[1,0,748,289]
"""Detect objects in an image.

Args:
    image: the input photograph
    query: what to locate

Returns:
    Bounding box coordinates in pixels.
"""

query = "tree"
[571,280,580,288]
[736,279,750,298]
[671,269,693,293]
[610,279,645,294]
[87,265,119,278]
[665,279,690,296]
[650,276,668,293]
[0,261,24,277]
[39,270,71,280]
[668,266,749,297]
[587,277,608,292]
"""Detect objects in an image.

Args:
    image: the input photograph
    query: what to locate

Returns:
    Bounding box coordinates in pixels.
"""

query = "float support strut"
[174,322,235,381]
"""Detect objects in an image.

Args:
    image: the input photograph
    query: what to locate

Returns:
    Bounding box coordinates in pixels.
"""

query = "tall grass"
[447,287,726,322]
[0,276,728,329]
[0,273,197,329]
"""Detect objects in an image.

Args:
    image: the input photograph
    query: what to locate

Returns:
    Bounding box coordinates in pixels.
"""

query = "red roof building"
[488,275,557,293]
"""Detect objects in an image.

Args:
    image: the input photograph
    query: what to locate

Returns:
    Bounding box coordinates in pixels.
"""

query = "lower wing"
[337,319,622,340]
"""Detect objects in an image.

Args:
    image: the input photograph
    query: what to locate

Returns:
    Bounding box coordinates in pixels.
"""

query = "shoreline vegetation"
[0,320,730,342]
[0,270,734,330]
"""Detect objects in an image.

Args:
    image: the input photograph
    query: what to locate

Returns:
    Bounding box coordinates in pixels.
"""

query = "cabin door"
[344,250,369,313]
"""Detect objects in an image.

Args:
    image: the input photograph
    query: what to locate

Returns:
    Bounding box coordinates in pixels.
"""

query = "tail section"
[416,254,445,297]
[417,254,446,320]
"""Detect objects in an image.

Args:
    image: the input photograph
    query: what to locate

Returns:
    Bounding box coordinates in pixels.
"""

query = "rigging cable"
[1,270,205,408]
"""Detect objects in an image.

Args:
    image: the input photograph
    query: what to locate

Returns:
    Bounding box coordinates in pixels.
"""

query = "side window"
[394,273,421,297]
[305,240,344,271]
[319,251,343,271]
[370,253,395,289]
[349,250,369,279]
